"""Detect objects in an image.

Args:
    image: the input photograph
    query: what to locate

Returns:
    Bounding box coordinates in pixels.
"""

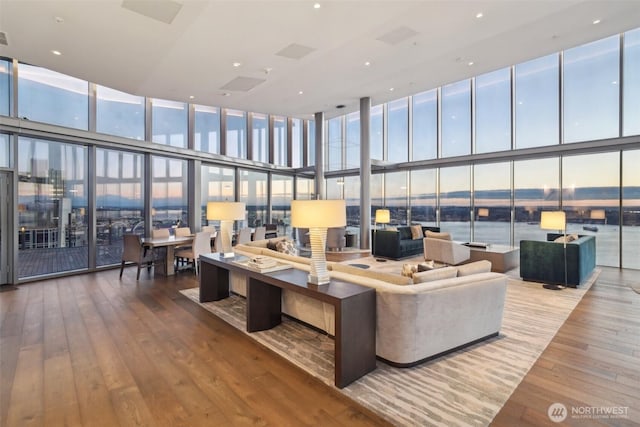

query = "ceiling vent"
[0,31,8,46]
[376,26,419,45]
[121,0,183,24]
[220,76,266,92]
[275,43,316,60]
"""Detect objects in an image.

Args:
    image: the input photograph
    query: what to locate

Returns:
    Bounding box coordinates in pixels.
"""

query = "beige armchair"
[423,237,470,265]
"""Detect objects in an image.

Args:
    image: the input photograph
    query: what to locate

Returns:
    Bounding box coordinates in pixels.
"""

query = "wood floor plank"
[5,344,43,427]
[43,353,82,427]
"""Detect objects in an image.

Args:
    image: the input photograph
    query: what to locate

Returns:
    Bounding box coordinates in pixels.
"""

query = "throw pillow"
[456,260,492,277]
[266,240,278,251]
[413,266,458,284]
[410,225,423,240]
[401,263,418,278]
[425,230,451,240]
[275,239,298,256]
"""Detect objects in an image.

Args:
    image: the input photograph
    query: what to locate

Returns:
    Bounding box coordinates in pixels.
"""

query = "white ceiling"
[1,0,640,119]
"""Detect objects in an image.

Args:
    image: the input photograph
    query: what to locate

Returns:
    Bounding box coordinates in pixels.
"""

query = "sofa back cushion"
[398,227,413,240]
[412,266,458,284]
[425,230,451,240]
[330,263,413,286]
[456,260,492,277]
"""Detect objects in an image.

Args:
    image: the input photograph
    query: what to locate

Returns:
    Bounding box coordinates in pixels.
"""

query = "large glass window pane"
[563,152,619,267]
[344,176,361,236]
[564,36,620,143]
[272,174,293,236]
[441,80,471,158]
[473,162,511,245]
[96,149,144,267]
[17,137,88,278]
[412,90,437,161]
[476,68,511,153]
[326,177,343,200]
[195,105,220,154]
[440,166,471,241]
[96,85,145,140]
[291,118,303,168]
[623,28,640,136]
[307,120,315,166]
[296,176,314,200]
[622,149,640,269]
[345,112,360,169]
[385,171,408,225]
[151,99,187,148]
[152,156,188,231]
[514,158,560,244]
[0,134,9,168]
[226,109,247,159]
[371,104,383,160]
[371,173,384,223]
[387,98,408,163]
[410,169,437,226]
[18,64,88,130]
[273,115,287,166]
[515,54,559,148]
[200,165,234,227]
[251,113,269,163]
[327,116,343,171]
[239,170,266,228]
[0,60,9,116]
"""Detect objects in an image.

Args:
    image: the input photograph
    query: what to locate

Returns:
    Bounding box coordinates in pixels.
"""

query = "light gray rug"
[180,268,600,427]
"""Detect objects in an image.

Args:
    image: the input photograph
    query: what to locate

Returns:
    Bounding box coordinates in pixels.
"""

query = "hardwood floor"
[493,267,640,426]
[1,266,638,426]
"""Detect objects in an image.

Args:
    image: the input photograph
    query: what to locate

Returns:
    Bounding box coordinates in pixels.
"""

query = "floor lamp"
[540,211,567,290]
[374,209,390,262]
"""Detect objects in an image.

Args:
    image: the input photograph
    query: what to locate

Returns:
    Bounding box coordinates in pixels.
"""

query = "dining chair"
[201,225,215,234]
[174,226,192,266]
[253,226,266,241]
[120,234,154,280]
[152,228,170,238]
[174,231,212,275]
[237,227,252,245]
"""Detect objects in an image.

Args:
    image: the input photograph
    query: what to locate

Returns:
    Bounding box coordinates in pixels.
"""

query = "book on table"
[232,256,293,273]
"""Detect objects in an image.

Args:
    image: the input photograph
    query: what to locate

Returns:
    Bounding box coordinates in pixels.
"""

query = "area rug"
[180,268,600,427]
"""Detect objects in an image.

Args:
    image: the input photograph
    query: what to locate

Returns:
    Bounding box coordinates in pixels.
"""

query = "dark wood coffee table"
[199,253,376,388]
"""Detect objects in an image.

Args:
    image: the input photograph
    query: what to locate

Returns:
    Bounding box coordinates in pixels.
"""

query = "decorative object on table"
[540,210,567,290]
[374,208,390,262]
[206,201,246,257]
[290,199,346,285]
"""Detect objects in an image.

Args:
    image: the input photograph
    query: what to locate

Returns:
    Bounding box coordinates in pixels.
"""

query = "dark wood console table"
[199,253,376,388]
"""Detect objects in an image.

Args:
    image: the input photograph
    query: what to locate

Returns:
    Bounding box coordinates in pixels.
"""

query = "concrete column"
[360,97,371,249]
[314,112,325,199]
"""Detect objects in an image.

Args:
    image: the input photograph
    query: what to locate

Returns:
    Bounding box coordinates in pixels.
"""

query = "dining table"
[142,235,194,276]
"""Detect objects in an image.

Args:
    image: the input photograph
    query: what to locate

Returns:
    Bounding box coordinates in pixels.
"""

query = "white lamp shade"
[590,209,606,220]
[290,200,346,228]
[540,211,566,231]
[206,201,245,221]
[375,209,390,224]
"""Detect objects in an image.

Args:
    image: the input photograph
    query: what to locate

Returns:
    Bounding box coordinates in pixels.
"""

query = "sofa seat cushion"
[330,263,413,286]
[412,266,458,284]
[456,260,492,277]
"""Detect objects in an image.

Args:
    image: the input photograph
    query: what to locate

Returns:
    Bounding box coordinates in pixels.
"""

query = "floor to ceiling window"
[151,99,188,148]
[200,165,235,228]
[387,98,408,163]
[17,137,88,278]
[0,134,9,167]
[623,28,640,136]
[441,80,471,158]
[440,166,471,241]
[563,36,620,143]
[385,171,408,225]
[410,169,437,226]
[226,109,247,159]
[515,54,559,148]
[273,116,287,166]
[327,116,343,171]
[18,63,89,130]
[307,120,315,167]
[96,148,145,266]
[475,68,511,153]
[371,104,383,161]
[412,89,437,161]
[239,169,266,228]
[0,60,10,116]
[296,176,314,200]
[96,85,145,140]
[473,162,511,244]
[151,156,188,231]
[195,105,220,154]
[622,149,640,269]
[291,118,303,168]
[271,174,293,235]
[251,113,269,163]
[345,112,360,169]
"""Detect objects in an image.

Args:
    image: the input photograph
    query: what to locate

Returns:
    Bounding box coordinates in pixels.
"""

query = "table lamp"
[540,210,567,290]
[291,199,346,285]
[206,201,246,257]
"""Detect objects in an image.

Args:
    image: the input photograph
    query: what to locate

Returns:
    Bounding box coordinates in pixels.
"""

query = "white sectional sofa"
[232,238,507,367]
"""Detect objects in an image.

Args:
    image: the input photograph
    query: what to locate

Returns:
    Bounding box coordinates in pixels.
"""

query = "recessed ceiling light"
[389,87,394,92]
[232,62,241,67]
[189,95,195,99]
[476,12,483,18]
[364,61,371,66]
[298,90,304,95]
[51,50,62,56]
[468,61,474,66]
[313,3,321,9]
[54,16,64,23]
[593,19,601,25]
